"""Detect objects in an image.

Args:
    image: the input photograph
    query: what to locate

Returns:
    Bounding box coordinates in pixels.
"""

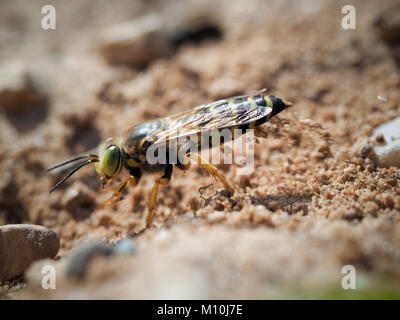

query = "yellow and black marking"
[47,89,292,229]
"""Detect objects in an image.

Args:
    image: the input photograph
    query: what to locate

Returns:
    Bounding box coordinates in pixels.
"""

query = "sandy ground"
[0,0,400,299]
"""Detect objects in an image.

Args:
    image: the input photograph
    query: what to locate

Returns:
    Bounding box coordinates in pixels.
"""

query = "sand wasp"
[47,89,292,228]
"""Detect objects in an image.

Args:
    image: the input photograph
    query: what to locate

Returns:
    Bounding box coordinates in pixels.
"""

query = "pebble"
[65,241,114,280]
[0,224,60,282]
[98,14,173,68]
[367,117,400,168]
[65,238,138,280]
[114,238,137,255]
[98,11,222,69]
[0,61,47,113]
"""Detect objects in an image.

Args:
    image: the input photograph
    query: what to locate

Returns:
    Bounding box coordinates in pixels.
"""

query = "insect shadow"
[251,193,312,215]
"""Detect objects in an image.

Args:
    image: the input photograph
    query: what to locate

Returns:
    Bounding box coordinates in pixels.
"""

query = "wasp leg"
[147,164,173,228]
[99,178,115,193]
[175,140,194,171]
[95,179,130,211]
[188,152,234,195]
[96,168,142,211]
[176,153,191,171]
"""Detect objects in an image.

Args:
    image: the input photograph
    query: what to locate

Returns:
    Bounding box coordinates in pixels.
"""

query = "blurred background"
[0,0,400,299]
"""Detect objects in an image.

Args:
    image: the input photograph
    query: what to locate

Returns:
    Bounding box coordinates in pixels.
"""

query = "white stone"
[371,117,400,167]
[98,14,173,68]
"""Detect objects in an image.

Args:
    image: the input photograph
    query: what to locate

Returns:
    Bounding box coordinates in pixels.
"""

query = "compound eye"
[103,145,122,177]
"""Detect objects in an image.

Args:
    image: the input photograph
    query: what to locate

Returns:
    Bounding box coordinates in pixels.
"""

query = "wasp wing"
[151,89,270,147]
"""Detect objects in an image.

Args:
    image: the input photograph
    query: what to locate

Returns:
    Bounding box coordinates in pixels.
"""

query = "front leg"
[96,167,142,211]
[147,164,173,228]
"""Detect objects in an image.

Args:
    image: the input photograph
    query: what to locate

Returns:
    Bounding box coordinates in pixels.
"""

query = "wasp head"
[95,137,124,185]
[47,137,125,193]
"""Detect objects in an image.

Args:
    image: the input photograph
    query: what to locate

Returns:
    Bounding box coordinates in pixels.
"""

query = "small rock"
[372,117,400,141]
[99,14,173,68]
[0,224,60,282]
[0,61,47,113]
[65,241,113,280]
[372,140,400,168]
[114,238,136,255]
[367,117,400,168]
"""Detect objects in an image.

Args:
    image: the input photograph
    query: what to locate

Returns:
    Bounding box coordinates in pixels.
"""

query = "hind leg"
[146,164,173,228]
[187,152,234,195]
